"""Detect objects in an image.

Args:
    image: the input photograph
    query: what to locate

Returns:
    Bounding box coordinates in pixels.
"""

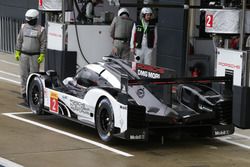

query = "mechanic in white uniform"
[110,8,134,61]
[130,7,157,65]
[15,9,47,100]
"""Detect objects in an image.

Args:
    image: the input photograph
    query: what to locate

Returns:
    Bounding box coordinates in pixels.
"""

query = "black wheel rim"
[31,85,40,105]
[100,108,111,134]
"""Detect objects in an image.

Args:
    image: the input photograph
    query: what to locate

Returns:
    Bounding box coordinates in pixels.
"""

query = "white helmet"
[141,7,153,15]
[118,8,129,16]
[25,9,39,21]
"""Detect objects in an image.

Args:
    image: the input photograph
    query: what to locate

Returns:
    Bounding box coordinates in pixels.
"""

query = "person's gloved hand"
[37,53,45,64]
[15,50,21,61]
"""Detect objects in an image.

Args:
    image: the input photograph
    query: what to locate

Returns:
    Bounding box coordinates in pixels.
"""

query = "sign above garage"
[38,0,73,11]
[204,9,250,34]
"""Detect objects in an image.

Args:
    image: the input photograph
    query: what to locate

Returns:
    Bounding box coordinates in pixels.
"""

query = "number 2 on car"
[50,91,59,113]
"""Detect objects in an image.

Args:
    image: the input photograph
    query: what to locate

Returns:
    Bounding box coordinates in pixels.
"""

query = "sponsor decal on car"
[214,130,231,136]
[212,125,234,136]
[137,64,165,74]
[70,99,90,116]
[129,134,145,140]
[137,69,160,79]
[133,63,165,79]
[120,105,127,110]
[61,95,68,100]
[50,91,59,113]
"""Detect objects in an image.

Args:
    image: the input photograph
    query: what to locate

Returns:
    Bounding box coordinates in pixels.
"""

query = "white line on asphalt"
[0,76,20,85]
[0,157,24,167]
[16,104,30,110]
[7,112,32,115]
[0,59,19,66]
[2,112,134,157]
[216,136,250,150]
[0,70,20,78]
[234,133,250,140]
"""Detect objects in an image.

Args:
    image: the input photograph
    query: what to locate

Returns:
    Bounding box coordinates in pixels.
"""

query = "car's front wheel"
[96,98,115,142]
[28,77,44,115]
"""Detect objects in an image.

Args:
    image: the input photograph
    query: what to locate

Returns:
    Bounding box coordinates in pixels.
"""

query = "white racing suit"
[130,20,157,65]
[135,33,153,64]
[16,23,47,96]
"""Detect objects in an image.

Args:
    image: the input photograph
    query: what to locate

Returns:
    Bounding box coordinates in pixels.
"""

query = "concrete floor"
[1,52,250,167]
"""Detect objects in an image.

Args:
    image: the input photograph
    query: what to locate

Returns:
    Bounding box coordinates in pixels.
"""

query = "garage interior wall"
[157,0,188,76]
[0,0,37,19]
[1,0,190,76]
[0,0,38,53]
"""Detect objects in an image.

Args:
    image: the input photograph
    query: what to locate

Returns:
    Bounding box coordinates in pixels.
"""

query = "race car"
[26,57,234,142]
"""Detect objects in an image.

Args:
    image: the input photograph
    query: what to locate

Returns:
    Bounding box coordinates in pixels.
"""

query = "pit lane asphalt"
[1,52,250,167]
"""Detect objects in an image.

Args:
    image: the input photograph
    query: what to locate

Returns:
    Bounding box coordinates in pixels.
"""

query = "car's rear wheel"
[96,98,115,142]
[28,77,44,115]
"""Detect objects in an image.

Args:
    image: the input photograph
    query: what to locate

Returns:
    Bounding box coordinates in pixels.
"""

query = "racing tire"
[96,98,115,142]
[28,77,44,115]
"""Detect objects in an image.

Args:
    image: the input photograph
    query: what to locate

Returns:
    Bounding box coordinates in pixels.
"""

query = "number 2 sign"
[50,92,59,113]
[206,14,214,28]
[39,0,43,6]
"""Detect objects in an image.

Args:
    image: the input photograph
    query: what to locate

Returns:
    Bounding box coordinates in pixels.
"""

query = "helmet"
[118,8,129,17]
[25,9,39,21]
[141,7,153,15]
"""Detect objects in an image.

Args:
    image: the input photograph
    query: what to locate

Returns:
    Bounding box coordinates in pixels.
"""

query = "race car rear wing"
[127,76,233,99]
[128,62,232,86]
[128,76,232,86]
[117,60,232,105]
[120,76,233,106]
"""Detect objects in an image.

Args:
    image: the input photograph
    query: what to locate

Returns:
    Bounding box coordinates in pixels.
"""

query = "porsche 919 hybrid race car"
[26,57,234,142]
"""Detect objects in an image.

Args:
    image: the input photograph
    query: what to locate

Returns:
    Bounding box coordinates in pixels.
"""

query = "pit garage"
[1,0,250,167]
